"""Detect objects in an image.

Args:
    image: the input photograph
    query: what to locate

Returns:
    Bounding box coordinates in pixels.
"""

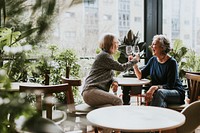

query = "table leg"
[122,86,131,105]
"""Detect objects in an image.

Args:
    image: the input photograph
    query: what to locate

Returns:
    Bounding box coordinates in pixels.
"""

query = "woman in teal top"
[133,35,185,107]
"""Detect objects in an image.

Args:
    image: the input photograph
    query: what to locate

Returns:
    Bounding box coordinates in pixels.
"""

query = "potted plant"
[28,48,81,104]
[168,39,200,96]
[169,39,188,80]
[117,29,146,77]
[182,49,200,73]
[168,39,200,77]
[118,29,146,64]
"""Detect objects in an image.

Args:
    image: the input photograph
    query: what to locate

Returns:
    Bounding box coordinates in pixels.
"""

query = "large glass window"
[163,0,200,54]
[49,0,144,57]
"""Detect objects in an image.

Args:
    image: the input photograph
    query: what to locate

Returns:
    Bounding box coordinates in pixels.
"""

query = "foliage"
[48,45,58,57]
[0,28,20,48]
[0,93,37,133]
[52,49,81,103]
[169,39,189,79]
[118,29,146,63]
[46,47,81,84]
[3,53,31,82]
[0,27,32,82]
[56,49,80,69]
[28,46,81,103]
[169,39,188,63]
[0,69,10,90]
[169,39,200,80]
[0,27,36,131]
[95,47,101,54]
[183,49,200,72]
[0,1,83,131]
[29,56,52,84]
[0,70,37,133]
[29,47,81,83]
[0,0,57,45]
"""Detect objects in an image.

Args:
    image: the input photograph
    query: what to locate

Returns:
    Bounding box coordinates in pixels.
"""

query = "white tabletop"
[87,105,185,132]
[116,77,150,86]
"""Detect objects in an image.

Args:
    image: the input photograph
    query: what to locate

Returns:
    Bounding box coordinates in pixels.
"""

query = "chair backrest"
[61,76,82,112]
[177,100,200,133]
[19,83,69,120]
[61,76,99,133]
[21,116,65,133]
[185,73,200,103]
[61,76,82,104]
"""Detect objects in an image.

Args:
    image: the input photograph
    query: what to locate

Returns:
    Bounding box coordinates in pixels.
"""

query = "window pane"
[50,0,144,57]
[163,0,200,55]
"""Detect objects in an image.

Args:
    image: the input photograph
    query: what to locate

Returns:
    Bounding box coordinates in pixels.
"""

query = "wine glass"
[126,46,133,56]
[133,45,140,56]
[125,46,133,75]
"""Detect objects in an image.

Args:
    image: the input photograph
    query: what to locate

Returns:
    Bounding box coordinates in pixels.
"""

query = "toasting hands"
[128,54,140,62]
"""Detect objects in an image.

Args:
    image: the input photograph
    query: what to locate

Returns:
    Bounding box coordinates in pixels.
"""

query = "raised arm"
[133,64,142,79]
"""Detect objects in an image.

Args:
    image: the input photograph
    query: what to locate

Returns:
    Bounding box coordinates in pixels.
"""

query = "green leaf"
[16,28,38,42]
[0,28,12,48]
[117,29,146,63]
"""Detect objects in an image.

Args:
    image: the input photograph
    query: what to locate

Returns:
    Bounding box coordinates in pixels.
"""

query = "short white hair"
[153,34,171,53]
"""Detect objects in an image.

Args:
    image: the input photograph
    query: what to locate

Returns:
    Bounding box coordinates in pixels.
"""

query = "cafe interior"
[0,0,200,133]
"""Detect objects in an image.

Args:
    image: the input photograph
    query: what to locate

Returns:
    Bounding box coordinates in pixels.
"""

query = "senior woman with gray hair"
[133,34,185,107]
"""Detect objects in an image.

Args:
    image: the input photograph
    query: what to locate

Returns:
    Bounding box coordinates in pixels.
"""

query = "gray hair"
[153,34,171,54]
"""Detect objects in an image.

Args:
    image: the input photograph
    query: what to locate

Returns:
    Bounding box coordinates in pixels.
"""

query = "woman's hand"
[145,86,157,102]
[128,54,140,62]
[111,81,118,93]
[134,54,140,62]
[128,55,133,61]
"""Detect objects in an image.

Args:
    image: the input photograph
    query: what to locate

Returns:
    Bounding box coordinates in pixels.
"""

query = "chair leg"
[94,127,98,133]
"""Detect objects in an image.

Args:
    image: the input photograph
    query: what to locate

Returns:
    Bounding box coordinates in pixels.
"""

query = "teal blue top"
[141,56,185,100]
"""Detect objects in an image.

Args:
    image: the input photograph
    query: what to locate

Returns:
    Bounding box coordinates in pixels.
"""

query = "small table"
[116,77,151,105]
[87,106,185,132]
[117,77,150,86]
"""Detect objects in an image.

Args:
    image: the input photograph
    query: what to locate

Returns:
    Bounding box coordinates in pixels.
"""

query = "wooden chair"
[163,100,200,133]
[168,73,200,111]
[177,100,200,133]
[61,76,96,113]
[61,76,98,132]
[19,83,68,123]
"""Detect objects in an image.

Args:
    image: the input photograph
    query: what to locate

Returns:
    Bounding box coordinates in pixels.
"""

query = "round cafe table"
[116,77,151,105]
[87,105,185,132]
[116,77,150,87]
